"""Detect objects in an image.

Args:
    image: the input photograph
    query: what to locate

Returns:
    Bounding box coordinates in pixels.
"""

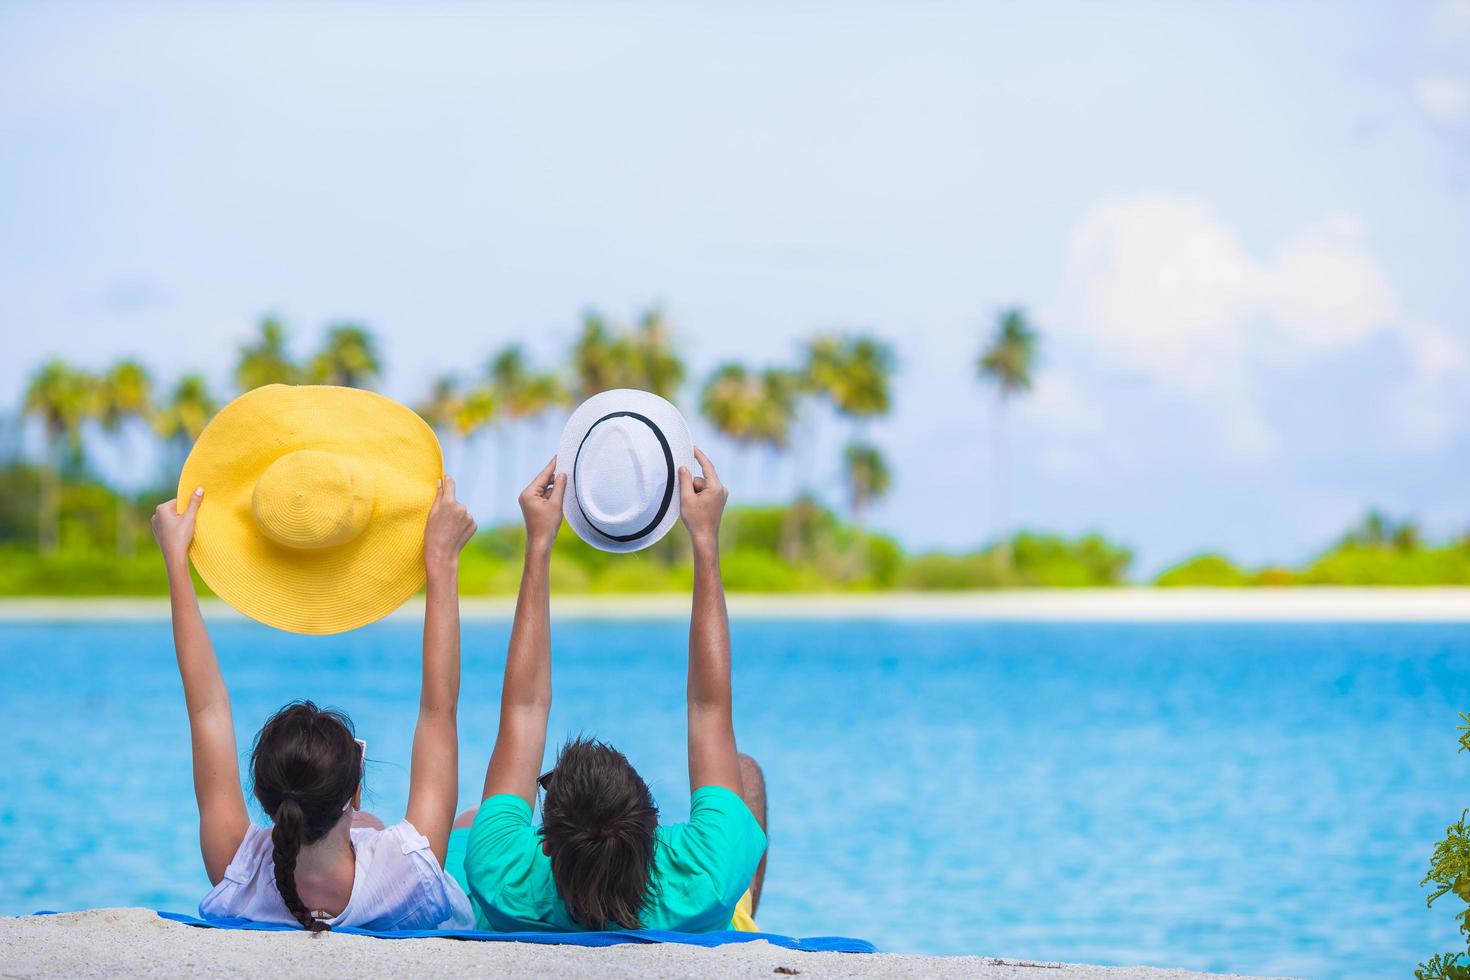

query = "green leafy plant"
[1417,715,1470,979]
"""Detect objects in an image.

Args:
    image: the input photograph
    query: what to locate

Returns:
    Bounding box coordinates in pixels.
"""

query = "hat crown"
[574,417,668,535]
[252,450,376,551]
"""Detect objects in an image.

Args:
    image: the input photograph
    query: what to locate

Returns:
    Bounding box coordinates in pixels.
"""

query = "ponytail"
[250,701,361,933]
[270,796,327,932]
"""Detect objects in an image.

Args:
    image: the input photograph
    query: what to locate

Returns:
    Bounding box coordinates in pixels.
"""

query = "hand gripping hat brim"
[177,384,444,634]
[555,389,695,554]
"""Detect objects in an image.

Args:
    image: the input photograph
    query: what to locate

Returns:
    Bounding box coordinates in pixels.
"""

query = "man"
[447,449,768,933]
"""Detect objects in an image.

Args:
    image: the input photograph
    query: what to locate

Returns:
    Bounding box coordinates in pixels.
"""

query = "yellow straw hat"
[176,384,443,635]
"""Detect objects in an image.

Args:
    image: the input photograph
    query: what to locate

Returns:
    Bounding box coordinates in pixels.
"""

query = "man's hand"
[678,447,727,549]
[519,457,567,557]
[153,488,203,567]
[424,476,477,572]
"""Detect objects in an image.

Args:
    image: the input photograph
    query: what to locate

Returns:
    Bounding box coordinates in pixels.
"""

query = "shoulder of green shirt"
[463,794,536,876]
[675,785,768,894]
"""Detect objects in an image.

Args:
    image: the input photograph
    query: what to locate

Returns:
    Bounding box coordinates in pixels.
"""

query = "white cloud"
[1056,195,1468,456]
[1387,322,1470,451]
[1416,77,1470,122]
[1264,214,1399,349]
[1067,197,1258,386]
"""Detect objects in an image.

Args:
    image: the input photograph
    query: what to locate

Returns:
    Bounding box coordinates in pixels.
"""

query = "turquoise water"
[1,619,1467,977]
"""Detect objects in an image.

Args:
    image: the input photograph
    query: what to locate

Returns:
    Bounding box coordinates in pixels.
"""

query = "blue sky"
[2,1,1467,574]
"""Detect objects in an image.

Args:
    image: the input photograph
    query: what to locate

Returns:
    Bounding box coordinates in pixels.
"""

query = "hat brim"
[178,385,443,634]
[555,389,694,554]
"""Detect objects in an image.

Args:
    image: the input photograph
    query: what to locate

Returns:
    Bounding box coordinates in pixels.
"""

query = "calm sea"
[1,618,1467,978]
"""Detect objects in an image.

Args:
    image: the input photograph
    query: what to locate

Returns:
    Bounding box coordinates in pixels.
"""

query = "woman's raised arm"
[405,477,477,866]
[153,489,249,885]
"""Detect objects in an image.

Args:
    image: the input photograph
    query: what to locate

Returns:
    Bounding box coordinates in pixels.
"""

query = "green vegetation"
[902,532,1130,589]
[1417,716,1470,980]
[5,310,1466,596]
[1155,511,1470,587]
[0,462,1126,595]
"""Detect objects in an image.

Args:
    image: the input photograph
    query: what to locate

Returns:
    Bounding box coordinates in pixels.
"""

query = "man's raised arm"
[483,458,566,806]
[680,448,743,794]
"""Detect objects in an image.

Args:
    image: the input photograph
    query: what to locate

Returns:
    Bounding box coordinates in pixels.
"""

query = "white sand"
[0,909,1287,979]
[1,587,1468,623]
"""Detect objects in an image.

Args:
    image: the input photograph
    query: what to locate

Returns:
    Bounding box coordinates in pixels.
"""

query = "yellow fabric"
[729,889,758,932]
[177,384,443,634]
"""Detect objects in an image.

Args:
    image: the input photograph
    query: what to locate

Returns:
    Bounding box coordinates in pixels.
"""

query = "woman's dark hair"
[250,700,360,933]
[538,737,659,930]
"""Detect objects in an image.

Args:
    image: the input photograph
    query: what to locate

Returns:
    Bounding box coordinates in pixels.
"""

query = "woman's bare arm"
[406,477,476,866]
[153,490,249,885]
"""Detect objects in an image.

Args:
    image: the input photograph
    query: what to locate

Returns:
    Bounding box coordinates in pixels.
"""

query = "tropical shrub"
[1418,715,1470,979]
[1155,553,1251,588]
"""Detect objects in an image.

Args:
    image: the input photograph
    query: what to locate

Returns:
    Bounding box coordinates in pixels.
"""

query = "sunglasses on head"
[537,769,554,791]
[342,738,367,813]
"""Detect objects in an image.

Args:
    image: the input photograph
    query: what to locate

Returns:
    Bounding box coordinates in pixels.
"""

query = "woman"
[152,476,477,932]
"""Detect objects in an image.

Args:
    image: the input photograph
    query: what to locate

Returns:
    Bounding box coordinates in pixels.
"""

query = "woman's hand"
[519,457,567,558]
[678,447,727,551]
[153,488,203,567]
[424,476,477,573]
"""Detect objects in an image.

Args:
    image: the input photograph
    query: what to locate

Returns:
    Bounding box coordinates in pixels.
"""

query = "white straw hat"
[555,388,695,553]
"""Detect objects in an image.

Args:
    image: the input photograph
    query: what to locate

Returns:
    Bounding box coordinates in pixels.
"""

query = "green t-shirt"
[455,785,766,932]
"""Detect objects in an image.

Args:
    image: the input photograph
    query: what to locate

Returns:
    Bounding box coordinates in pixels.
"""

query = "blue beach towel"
[155,911,877,953]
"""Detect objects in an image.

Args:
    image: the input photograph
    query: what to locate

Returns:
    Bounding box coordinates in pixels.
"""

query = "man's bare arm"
[483,459,566,806]
[680,448,742,794]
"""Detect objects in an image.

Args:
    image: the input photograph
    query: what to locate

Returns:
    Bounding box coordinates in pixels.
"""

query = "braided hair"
[250,701,360,932]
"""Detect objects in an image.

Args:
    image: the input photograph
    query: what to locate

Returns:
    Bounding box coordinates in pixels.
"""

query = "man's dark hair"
[538,737,659,929]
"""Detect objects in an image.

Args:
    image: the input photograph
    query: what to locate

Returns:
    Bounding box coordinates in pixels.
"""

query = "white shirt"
[199,820,474,931]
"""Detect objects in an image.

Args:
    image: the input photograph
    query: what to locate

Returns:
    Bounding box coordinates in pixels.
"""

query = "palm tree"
[701,363,759,447]
[1393,520,1422,552]
[791,333,893,547]
[843,440,891,581]
[453,382,496,503]
[701,364,799,491]
[800,334,894,480]
[96,359,154,558]
[572,311,626,399]
[571,307,685,400]
[843,441,891,521]
[1345,509,1392,547]
[488,346,533,521]
[810,335,893,422]
[701,363,760,493]
[977,308,1038,573]
[415,374,464,479]
[489,346,531,407]
[488,346,568,521]
[802,335,845,402]
[153,375,219,480]
[416,375,461,433]
[307,324,381,388]
[750,368,799,454]
[631,307,684,399]
[516,367,569,517]
[521,370,569,422]
[22,360,95,555]
[236,316,299,391]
